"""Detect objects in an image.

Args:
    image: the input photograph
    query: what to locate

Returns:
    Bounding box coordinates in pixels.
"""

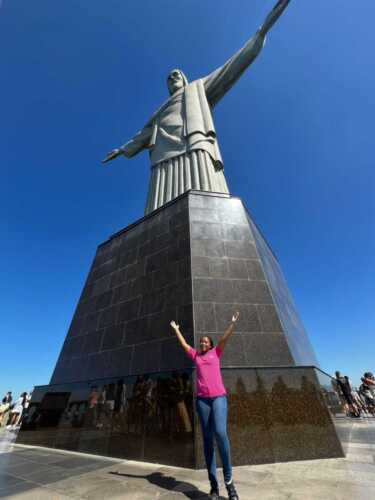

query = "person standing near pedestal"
[170,312,240,500]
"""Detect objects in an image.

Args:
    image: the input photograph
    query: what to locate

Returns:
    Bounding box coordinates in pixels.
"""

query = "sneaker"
[225,481,239,500]
[209,487,219,499]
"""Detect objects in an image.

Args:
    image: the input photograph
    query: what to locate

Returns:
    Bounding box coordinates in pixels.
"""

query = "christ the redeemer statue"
[103,0,291,215]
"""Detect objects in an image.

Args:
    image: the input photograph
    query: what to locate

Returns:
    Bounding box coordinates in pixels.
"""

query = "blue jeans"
[196,396,232,488]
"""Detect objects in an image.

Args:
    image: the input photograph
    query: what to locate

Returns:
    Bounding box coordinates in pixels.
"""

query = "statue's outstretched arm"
[102,126,152,164]
[204,0,291,107]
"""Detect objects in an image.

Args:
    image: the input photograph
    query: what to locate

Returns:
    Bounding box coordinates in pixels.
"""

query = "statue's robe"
[121,28,266,214]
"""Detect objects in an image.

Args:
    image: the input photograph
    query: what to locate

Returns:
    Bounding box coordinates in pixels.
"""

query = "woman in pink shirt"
[170,312,240,500]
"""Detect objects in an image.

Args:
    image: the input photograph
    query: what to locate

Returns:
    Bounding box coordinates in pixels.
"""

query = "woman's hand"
[231,311,240,323]
[218,311,240,352]
[170,320,179,331]
[170,321,190,353]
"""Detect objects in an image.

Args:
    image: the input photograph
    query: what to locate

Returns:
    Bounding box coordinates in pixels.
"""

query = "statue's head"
[167,69,188,95]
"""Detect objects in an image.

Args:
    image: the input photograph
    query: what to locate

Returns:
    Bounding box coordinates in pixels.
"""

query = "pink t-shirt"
[186,346,226,398]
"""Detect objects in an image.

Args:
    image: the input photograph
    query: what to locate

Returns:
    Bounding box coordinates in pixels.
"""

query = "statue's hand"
[102,148,122,164]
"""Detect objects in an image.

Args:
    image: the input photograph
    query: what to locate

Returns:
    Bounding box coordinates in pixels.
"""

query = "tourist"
[6,392,27,429]
[170,312,240,500]
[334,372,360,417]
[0,391,12,427]
[359,373,375,415]
[362,373,375,397]
[17,391,32,426]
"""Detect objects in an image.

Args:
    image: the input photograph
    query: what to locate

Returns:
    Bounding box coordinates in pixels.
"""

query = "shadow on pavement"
[109,470,227,499]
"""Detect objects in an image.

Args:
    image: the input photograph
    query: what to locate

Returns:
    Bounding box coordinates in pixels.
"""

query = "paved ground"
[0,418,375,499]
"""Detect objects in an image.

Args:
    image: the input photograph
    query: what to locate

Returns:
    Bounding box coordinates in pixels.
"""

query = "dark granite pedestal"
[18,191,346,466]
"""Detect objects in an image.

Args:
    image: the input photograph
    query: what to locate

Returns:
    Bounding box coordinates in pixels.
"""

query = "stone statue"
[103,0,291,215]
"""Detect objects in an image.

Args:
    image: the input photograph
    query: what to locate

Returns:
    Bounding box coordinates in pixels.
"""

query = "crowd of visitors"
[0,391,32,430]
[334,371,375,418]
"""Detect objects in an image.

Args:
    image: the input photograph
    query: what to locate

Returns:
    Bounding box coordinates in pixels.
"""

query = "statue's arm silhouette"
[204,0,291,107]
[102,125,152,164]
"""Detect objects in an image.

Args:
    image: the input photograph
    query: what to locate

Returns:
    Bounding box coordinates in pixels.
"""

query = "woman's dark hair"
[200,335,214,348]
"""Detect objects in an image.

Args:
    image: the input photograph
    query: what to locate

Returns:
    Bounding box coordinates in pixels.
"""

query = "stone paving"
[0,418,375,499]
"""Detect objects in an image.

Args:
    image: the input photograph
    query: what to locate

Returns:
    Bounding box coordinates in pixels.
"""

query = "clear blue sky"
[1,0,374,398]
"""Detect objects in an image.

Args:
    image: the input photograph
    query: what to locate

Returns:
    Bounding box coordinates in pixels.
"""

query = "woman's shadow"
[109,471,226,499]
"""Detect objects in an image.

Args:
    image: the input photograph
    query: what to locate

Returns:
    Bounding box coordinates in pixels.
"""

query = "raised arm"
[102,125,153,164]
[217,311,240,352]
[204,0,291,107]
[170,321,191,354]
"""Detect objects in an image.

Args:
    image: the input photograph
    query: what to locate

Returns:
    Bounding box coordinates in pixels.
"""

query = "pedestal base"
[18,191,346,466]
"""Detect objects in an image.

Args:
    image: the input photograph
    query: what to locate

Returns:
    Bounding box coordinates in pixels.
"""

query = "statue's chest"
[159,93,184,129]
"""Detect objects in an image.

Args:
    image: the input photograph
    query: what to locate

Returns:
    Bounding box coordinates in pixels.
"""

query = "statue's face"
[167,69,185,95]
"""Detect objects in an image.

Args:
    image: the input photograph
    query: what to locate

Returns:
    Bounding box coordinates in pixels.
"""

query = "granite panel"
[224,240,258,259]
[211,333,247,366]
[241,333,294,366]
[109,346,133,377]
[117,297,141,323]
[222,223,252,242]
[257,304,283,332]
[87,351,112,380]
[124,316,154,345]
[227,258,249,279]
[232,280,273,304]
[145,248,170,273]
[147,306,180,339]
[84,312,100,333]
[193,278,234,303]
[191,238,226,258]
[113,279,132,304]
[191,256,210,277]
[95,290,113,311]
[83,330,104,355]
[91,274,111,296]
[194,302,217,333]
[139,289,166,316]
[117,247,138,268]
[125,260,145,280]
[245,259,264,280]
[68,356,89,382]
[189,206,222,223]
[190,221,223,240]
[102,324,124,351]
[164,279,192,309]
[208,257,229,278]
[98,305,119,328]
[160,338,193,372]
[152,261,178,290]
[214,303,261,333]
[131,342,162,374]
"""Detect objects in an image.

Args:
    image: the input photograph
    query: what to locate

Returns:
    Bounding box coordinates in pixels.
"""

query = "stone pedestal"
[18,191,346,466]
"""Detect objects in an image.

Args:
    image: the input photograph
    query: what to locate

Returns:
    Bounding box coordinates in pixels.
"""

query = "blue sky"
[1,0,374,398]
